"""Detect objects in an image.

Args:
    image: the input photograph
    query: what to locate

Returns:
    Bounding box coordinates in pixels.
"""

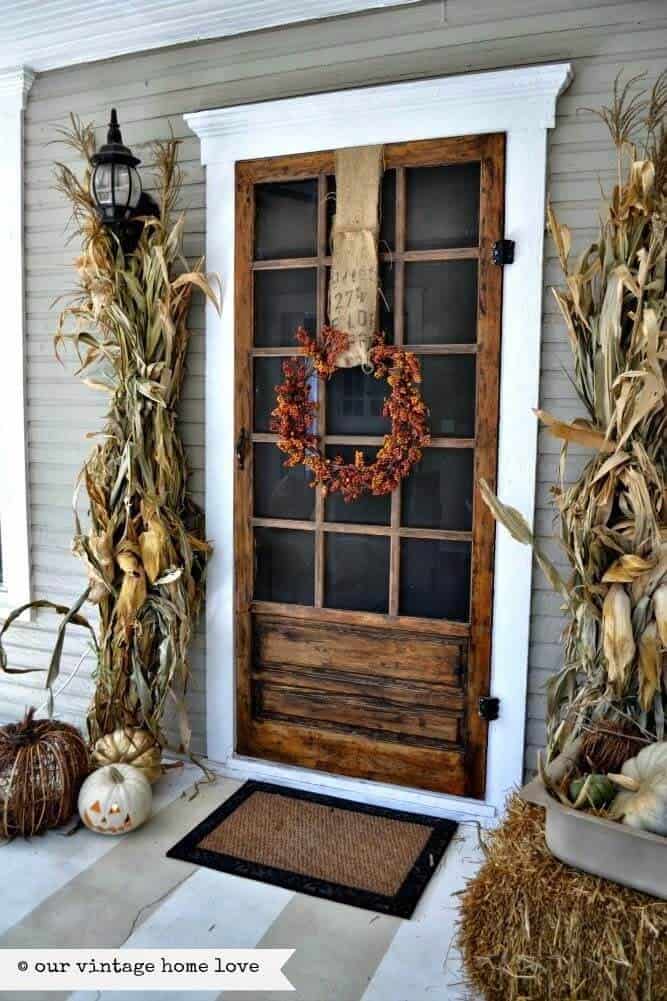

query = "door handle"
[235,427,249,470]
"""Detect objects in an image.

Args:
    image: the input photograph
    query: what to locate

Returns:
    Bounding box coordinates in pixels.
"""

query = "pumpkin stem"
[607,772,640,792]
[108,765,125,784]
[4,707,39,747]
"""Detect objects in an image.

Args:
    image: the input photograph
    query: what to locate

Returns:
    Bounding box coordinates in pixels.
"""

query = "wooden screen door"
[234,134,504,798]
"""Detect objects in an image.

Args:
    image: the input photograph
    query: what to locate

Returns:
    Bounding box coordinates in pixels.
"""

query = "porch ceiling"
[0,0,421,73]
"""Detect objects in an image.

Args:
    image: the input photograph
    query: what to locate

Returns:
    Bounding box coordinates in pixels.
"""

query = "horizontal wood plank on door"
[251,518,472,542]
[257,682,463,744]
[253,613,466,684]
[253,665,466,710]
[239,718,467,796]
[250,601,471,637]
[384,134,488,169]
[251,247,479,269]
[237,134,487,185]
[251,433,476,448]
[237,151,335,184]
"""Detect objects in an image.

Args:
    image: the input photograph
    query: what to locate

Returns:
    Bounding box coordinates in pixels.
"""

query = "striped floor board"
[0,763,481,1001]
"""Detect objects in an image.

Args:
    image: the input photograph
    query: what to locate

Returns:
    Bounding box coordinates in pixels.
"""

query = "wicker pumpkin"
[92,727,162,784]
[0,708,89,837]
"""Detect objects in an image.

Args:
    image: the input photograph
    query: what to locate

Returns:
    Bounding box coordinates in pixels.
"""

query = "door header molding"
[187,61,573,821]
[187,62,572,163]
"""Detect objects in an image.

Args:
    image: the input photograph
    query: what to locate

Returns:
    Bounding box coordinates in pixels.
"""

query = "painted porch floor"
[0,762,482,1001]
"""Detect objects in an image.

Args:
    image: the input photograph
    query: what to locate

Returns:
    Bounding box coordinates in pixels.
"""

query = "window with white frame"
[0,67,33,613]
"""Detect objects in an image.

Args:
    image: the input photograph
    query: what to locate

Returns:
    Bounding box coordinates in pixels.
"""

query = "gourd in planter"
[609,742,667,835]
[568,774,616,810]
[79,764,152,835]
[92,728,162,784]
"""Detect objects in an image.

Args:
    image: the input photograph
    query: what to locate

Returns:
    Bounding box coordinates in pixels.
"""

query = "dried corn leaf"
[603,553,657,583]
[535,410,615,452]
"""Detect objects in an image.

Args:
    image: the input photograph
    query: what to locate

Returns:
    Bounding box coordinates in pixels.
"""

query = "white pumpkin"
[79,764,152,835]
[609,742,667,836]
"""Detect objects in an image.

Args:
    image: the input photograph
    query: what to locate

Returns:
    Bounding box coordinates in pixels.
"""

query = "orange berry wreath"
[270,326,430,503]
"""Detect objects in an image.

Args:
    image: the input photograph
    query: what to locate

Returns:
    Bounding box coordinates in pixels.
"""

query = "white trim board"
[0,67,34,616]
[186,62,573,821]
[0,1,421,74]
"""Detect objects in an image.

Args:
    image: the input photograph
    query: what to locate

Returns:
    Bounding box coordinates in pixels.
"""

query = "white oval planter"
[522,778,667,900]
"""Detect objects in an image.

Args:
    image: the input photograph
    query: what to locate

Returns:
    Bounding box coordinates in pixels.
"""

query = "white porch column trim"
[0,67,34,616]
[186,62,572,821]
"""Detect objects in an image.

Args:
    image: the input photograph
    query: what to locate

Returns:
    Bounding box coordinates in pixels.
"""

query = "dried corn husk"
[481,72,667,754]
[115,543,148,633]
[31,119,223,747]
[139,502,171,584]
[602,584,636,691]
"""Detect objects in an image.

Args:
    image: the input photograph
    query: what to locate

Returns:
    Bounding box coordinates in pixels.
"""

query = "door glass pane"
[402,449,474,531]
[254,269,317,347]
[254,357,320,434]
[421,356,476,438]
[324,446,391,525]
[253,357,284,432]
[325,533,389,613]
[400,539,471,621]
[406,163,480,250]
[327,170,396,251]
[254,527,314,605]
[255,180,317,260]
[405,261,478,345]
[326,366,388,436]
[254,443,314,520]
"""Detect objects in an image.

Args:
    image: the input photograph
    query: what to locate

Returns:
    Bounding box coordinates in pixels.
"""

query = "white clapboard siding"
[3,0,665,776]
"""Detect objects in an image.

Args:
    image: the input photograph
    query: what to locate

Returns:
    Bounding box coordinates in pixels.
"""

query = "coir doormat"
[167,780,457,918]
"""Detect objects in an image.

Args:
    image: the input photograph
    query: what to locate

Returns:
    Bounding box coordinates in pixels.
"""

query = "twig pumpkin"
[0,708,90,837]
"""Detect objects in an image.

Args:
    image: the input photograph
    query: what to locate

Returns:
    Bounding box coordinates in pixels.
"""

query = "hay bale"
[458,795,667,1001]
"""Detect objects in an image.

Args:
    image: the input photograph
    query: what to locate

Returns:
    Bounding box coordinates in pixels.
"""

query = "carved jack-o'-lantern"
[78,763,152,835]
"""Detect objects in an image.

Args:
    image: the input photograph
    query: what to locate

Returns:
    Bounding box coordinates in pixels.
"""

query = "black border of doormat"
[166,780,457,919]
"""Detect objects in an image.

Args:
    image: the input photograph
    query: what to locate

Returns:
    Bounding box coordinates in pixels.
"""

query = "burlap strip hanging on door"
[271,143,430,501]
[328,145,383,369]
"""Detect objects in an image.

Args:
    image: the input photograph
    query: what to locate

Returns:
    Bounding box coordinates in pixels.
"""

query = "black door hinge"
[235,427,249,470]
[492,239,515,266]
[479,696,500,722]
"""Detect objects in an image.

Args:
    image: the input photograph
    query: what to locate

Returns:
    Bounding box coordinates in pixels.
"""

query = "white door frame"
[185,61,572,822]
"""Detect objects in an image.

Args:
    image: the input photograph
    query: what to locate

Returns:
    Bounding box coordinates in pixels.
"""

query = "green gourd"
[569,774,617,810]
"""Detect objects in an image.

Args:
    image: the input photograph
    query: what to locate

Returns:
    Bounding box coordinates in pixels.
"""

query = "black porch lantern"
[90,109,142,224]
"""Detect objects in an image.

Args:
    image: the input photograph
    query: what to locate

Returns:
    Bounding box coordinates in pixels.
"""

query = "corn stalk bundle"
[481,72,667,758]
[51,118,220,748]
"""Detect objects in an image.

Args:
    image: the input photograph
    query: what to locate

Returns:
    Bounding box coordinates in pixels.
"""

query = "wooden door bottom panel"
[254,613,466,686]
[254,665,465,711]
[239,719,467,796]
[257,682,463,744]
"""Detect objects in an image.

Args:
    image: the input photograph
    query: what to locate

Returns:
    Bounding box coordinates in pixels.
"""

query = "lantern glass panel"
[93,163,113,206]
[115,164,142,209]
